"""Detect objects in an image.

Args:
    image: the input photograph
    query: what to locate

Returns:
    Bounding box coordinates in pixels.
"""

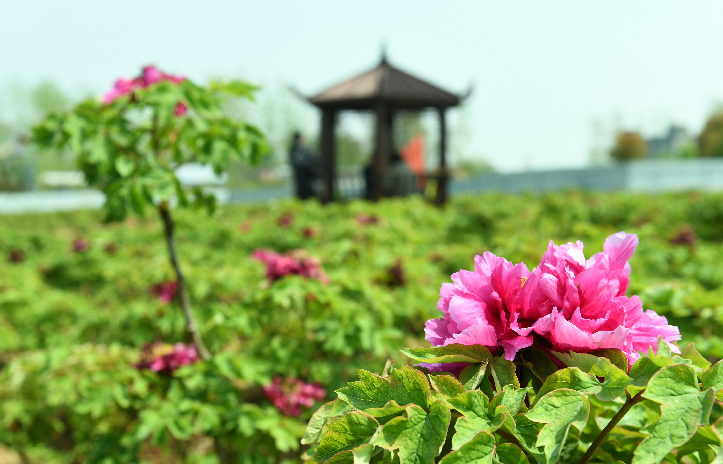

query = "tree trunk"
[158,202,211,360]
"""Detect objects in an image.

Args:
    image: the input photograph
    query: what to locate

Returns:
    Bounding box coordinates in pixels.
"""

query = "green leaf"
[681,343,713,371]
[488,357,519,392]
[373,401,451,464]
[401,344,493,364]
[493,443,530,464]
[129,183,147,216]
[489,385,531,416]
[429,375,465,399]
[509,414,545,463]
[336,366,429,417]
[458,363,488,391]
[596,349,629,372]
[553,351,631,401]
[525,389,590,464]
[303,399,354,445]
[438,431,495,464]
[632,364,716,464]
[675,426,721,463]
[210,80,259,98]
[519,347,558,383]
[313,411,379,463]
[656,336,672,358]
[115,156,135,177]
[628,355,671,389]
[531,367,600,407]
[702,361,723,401]
[446,391,492,450]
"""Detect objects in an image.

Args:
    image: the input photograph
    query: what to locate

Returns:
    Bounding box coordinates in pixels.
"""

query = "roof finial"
[380,41,388,65]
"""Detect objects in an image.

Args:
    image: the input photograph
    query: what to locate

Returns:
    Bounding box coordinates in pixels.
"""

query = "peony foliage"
[304,233,723,464]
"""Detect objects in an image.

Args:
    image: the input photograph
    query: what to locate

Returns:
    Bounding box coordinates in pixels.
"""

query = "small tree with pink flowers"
[303,233,723,464]
[32,66,268,358]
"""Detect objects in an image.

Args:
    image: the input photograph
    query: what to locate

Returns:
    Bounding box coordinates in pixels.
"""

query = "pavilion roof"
[308,58,460,110]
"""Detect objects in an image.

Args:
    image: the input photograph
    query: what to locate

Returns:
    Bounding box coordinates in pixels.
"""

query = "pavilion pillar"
[436,107,448,205]
[372,103,391,201]
[320,108,336,203]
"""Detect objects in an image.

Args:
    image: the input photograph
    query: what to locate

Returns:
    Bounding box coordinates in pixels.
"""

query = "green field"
[1,191,722,463]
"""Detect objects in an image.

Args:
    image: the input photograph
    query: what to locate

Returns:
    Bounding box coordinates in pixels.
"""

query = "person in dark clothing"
[289,132,319,200]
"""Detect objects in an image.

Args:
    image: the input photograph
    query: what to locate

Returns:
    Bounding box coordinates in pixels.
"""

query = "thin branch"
[159,202,211,360]
[577,391,645,464]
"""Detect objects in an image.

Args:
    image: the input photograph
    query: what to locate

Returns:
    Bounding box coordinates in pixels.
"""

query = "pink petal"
[502,336,533,361]
[589,326,629,349]
[449,322,499,347]
[550,314,597,351]
[448,295,488,332]
[629,310,681,354]
[425,318,451,346]
[437,282,455,316]
[603,232,638,273]
[539,274,563,308]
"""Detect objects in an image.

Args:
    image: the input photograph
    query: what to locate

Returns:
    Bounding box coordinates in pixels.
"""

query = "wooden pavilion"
[307,53,465,204]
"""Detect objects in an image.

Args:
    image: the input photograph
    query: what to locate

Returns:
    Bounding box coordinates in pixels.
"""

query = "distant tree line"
[610,109,723,161]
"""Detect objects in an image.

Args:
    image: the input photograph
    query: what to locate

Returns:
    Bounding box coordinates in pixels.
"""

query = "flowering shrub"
[263,376,326,416]
[304,233,723,464]
[33,65,268,359]
[135,341,199,373]
[425,232,680,368]
[253,248,329,284]
[149,280,179,304]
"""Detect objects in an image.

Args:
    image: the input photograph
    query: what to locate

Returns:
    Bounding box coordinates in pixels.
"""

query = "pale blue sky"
[2,1,723,172]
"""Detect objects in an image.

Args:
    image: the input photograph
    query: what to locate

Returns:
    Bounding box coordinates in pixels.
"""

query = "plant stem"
[577,391,644,464]
[158,202,211,360]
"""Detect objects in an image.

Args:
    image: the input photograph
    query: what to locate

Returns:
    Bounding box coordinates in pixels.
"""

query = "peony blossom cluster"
[252,249,329,284]
[424,232,680,369]
[103,65,187,116]
[135,342,199,373]
[263,376,326,416]
[149,281,179,304]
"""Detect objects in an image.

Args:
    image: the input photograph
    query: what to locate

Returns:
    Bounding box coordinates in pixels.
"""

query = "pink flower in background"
[239,222,252,233]
[174,102,188,116]
[357,213,379,225]
[263,376,326,416]
[102,65,186,104]
[9,249,25,263]
[72,239,89,252]
[135,342,199,373]
[252,249,329,284]
[149,281,179,304]
[278,214,294,227]
[424,232,680,370]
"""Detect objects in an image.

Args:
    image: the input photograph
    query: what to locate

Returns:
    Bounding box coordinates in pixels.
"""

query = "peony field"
[2,190,723,463]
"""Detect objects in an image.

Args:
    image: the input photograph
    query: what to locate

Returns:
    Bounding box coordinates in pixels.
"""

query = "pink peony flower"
[278,214,293,227]
[149,281,179,304]
[8,249,25,263]
[263,376,326,416]
[73,239,89,252]
[102,65,186,104]
[135,342,199,373]
[252,249,329,284]
[174,102,188,116]
[357,214,379,225]
[424,232,680,369]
